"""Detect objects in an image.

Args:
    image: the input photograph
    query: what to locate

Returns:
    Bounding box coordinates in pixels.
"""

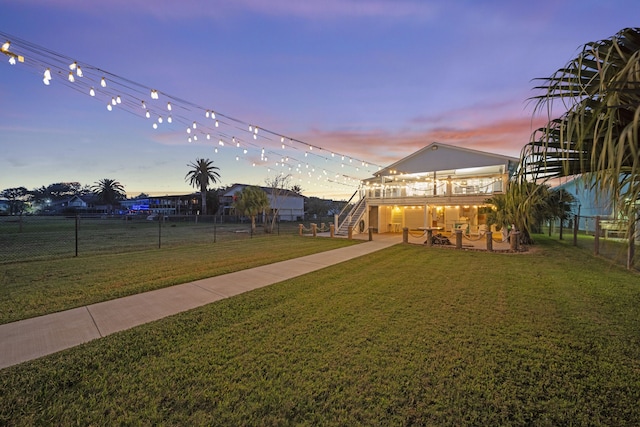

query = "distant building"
[221,184,305,221]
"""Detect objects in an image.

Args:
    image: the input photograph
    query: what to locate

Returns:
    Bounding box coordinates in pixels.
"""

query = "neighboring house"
[120,194,199,216]
[0,199,9,214]
[553,175,638,237]
[345,142,519,234]
[221,184,305,221]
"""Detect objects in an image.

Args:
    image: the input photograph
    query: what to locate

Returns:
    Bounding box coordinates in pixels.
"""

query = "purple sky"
[1,0,639,199]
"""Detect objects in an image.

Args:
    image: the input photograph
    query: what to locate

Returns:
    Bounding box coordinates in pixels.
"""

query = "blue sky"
[1,0,639,199]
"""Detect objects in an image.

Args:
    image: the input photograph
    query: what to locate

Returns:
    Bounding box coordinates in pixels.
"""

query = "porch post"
[426,229,433,247]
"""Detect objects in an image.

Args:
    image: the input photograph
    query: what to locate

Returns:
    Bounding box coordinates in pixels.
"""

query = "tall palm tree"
[91,178,126,214]
[522,27,640,225]
[185,158,221,215]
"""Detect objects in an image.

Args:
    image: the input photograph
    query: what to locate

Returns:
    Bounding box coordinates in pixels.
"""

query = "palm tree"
[522,27,640,227]
[91,179,126,214]
[185,158,221,215]
[233,186,270,233]
[485,181,551,244]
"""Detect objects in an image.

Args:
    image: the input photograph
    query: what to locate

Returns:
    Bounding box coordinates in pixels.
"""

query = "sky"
[1,0,640,200]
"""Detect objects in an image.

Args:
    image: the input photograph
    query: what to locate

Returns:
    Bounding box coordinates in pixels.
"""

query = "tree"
[233,186,270,233]
[92,179,126,214]
[185,158,221,215]
[485,181,551,244]
[546,188,575,238]
[523,27,640,230]
[1,187,30,215]
[290,184,303,195]
[265,174,292,233]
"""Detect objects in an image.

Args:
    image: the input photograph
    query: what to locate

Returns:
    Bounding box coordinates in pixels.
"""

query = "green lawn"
[1,236,640,425]
[0,235,359,324]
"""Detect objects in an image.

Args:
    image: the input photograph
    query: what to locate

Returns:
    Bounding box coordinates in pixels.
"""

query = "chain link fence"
[0,215,300,263]
[545,215,638,271]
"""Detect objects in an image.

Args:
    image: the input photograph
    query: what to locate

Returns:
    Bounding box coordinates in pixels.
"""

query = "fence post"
[299,224,304,236]
[573,214,578,246]
[426,229,433,247]
[214,224,217,243]
[368,227,373,241]
[510,231,519,251]
[455,229,462,249]
[158,214,162,249]
[348,225,353,240]
[628,217,635,270]
[486,231,493,252]
[594,216,600,255]
[312,223,317,237]
[75,214,79,257]
[330,223,335,238]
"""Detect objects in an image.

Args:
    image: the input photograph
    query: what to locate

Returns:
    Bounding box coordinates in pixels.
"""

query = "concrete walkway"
[0,238,396,370]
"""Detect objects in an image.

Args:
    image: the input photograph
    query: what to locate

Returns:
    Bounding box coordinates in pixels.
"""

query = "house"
[342,142,519,234]
[553,175,639,238]
[221,184,305,221]
[120,194,199,216]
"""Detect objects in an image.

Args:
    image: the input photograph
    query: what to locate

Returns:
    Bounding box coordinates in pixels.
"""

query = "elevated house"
[339,142,519,235]
[220,184,305,221]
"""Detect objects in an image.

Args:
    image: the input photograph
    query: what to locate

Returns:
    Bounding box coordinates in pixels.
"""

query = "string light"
[0,32,382,197]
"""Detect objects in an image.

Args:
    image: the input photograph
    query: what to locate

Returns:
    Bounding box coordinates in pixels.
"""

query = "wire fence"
[0,215,304,264]
[544,215,638,271]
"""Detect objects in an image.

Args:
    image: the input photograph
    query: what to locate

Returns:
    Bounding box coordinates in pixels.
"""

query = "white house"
[222,184,305,221]
[340,142,519,234]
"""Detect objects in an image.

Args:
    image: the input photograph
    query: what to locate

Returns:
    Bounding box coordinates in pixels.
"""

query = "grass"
[0,216,305,263]
[1,236,639,425]
[0,235,359,324]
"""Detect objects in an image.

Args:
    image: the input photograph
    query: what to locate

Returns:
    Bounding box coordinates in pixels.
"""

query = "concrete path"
[0,238,396,370]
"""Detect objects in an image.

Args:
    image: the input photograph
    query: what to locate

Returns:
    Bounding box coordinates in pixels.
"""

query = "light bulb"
[235,156,239,161]
[1,41,9,52]
[89,87,95,96]
[158,117,163,123]
[167,102,172,111]
[187,128,191,134]
[211,111,216,119]
[280,136,284,143]
[215,148,218,153]
[215,120,219,128]
[150,90,158,99]
[206,134,211,140]
[244,149,248,154]
[111,97,116,106]
[167,116,172,123]
[153,123,158,129]
[192,121,196,129]
[218,140,224,146]
[145,110,151,119]
[194,135,198,141]
[43,77,50,85]
[282,144,285,149]
[8,56,15,65]
[188,137,192,143]
[253,134,257,140]
[68,72,75,83]
[107,104,112,111]
[254,127,258,134]
[141,101,146,109]
[76,66,83,77]
[236,141,240,148]
[205,110,210,118]
[69,62,77,70]
[101,77,107,87]
[116,95,122,104]
[44,68,52,80]
[249,125,253,132]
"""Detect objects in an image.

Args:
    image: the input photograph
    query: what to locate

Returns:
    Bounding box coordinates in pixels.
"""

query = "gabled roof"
[222,183,305,198]
[374,142,519,177]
